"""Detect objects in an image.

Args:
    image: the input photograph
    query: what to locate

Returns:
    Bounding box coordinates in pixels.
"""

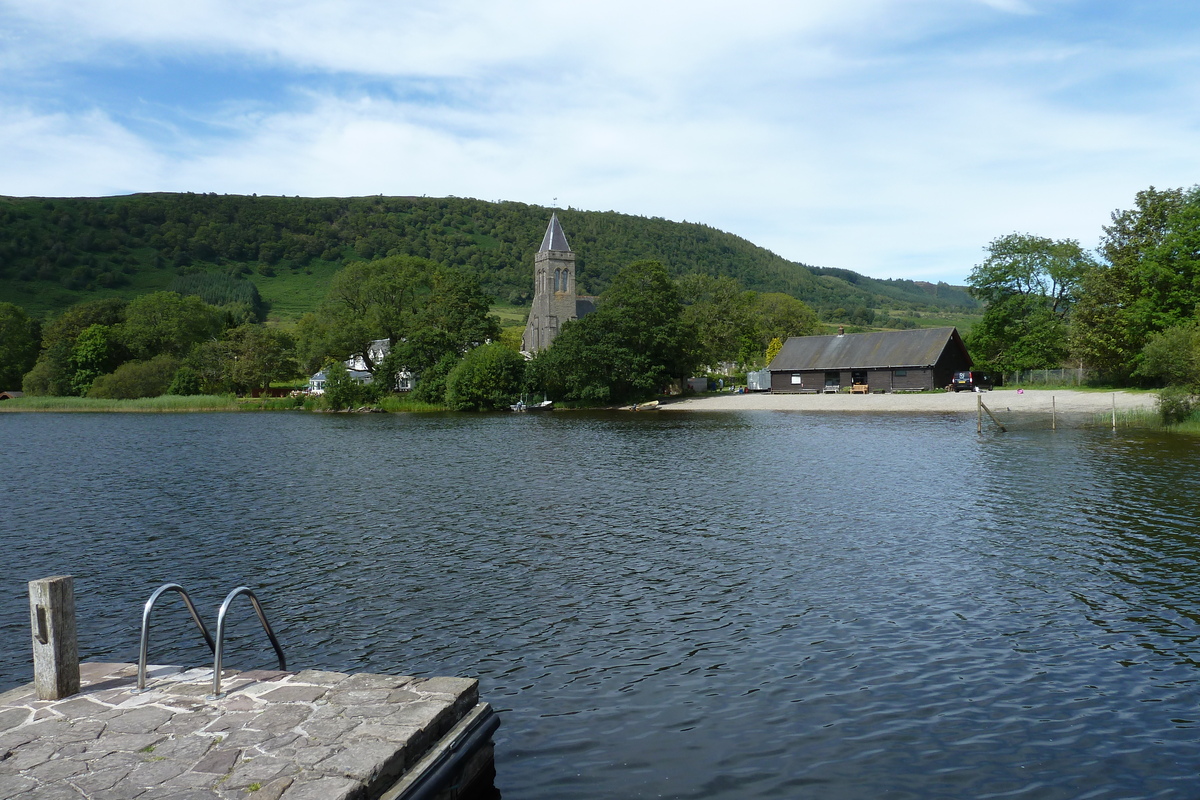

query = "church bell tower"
[522,213,578,353]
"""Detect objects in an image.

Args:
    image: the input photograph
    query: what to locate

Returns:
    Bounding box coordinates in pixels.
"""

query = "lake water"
[2,409,1199,799]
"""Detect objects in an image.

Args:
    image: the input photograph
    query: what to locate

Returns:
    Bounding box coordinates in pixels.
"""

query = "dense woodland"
[0,193,977,321]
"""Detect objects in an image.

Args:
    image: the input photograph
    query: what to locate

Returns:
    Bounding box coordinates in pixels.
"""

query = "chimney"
[837,326,844,337]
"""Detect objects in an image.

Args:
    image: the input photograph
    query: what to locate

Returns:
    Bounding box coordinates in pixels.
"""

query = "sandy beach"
[662,388,1157,414]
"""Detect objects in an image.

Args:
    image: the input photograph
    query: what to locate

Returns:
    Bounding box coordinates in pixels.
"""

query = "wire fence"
[1003,368,1090,386]
[975,394,1159,432]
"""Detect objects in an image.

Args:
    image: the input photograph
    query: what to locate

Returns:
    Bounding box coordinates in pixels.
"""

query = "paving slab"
[0,662,486,800]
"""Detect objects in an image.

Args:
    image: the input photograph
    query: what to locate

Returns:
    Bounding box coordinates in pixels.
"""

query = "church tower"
[522,213,582,353]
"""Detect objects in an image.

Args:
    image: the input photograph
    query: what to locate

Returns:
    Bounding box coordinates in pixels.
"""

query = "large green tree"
[388,264,501,374]
[302,255,500,381]
[221,324,300,395]
[751,292,819,350]
[22,297,127,395]
[0,303,40,390]
[120,291,221,360]
[530,260,699,404]
[966,233,1095,372]
[677,274,754,370]
[312,256,428,373]
[1071,186,1188,380]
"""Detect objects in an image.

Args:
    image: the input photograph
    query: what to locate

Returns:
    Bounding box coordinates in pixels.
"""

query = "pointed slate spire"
[539,213,571,252]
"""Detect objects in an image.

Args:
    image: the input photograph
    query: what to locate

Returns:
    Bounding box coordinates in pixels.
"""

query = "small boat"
[511,399,554,412]
[631,400,660,411]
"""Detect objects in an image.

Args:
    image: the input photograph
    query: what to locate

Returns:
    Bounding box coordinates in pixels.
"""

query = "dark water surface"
[2,410,1199,798]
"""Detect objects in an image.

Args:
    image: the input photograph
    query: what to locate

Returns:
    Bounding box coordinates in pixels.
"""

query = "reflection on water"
[2,410,1199,799]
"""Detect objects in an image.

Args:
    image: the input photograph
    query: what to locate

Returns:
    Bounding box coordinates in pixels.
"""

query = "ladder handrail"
[208,585,286,699]
[135,583,215,692]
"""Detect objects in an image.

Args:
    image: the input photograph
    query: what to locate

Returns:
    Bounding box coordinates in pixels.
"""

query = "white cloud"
[2,1,1200,283]
[0,107,165,196]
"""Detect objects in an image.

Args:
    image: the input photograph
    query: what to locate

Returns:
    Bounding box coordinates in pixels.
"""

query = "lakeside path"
[661,389,1157,414]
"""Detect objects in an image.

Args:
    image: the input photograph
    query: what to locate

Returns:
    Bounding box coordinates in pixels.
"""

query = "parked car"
[951,371,994,392]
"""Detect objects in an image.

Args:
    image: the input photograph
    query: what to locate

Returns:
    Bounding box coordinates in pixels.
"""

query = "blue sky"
[2,0,1199,284]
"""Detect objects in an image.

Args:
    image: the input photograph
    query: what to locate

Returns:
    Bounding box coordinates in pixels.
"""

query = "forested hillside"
[0,193,976,320]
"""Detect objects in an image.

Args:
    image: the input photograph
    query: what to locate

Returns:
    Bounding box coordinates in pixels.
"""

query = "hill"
[0,193,978,322]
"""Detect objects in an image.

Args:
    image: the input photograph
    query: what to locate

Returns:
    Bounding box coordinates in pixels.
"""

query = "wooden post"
[1052,396,1056,431]
[29,576,79,700]
[1112,393,1117,431]
[979,399,1007,432]
[977,393,982,434]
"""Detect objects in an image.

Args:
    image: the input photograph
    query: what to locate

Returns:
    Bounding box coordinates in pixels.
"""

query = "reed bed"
[0,395,240,412]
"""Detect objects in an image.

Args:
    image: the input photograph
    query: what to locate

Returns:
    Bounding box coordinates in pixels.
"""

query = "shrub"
[1157,386,1197,425]
[413,353,459,405]
[321,360,367,410]
[445,343,526,411]
[87,355,181,399]
[167,367,202,396]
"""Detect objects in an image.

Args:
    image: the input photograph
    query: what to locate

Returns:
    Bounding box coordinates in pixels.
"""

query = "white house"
[308,338,414,394]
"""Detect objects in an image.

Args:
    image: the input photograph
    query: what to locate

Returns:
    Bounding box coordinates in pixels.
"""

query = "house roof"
[539,213,571,253]
[768,327,971,372]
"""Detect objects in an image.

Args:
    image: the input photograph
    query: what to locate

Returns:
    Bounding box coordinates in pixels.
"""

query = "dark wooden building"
[767,327,971,393]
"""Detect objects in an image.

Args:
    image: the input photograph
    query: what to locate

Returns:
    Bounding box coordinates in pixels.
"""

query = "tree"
[0,303,40,389]
[183,339,233,395]
[445,343,526,410]
[966,233,1095,372]
[316,256,428,372]
[969,233,1092,313]
[968,294,1070,372]
[677,274,754,370]
[307,256,500,380]
[530,260,699,404]
[765,337,784,365]
[221,324,299,395]
[751,292,819,358]
[23,297,127,395]
[68,324,124,395]
[120,291,220,360]
[1071,186,1193,380]
[321,360,366,410]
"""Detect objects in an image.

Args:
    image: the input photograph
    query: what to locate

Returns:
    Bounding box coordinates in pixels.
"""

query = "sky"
[2,1,1199,285]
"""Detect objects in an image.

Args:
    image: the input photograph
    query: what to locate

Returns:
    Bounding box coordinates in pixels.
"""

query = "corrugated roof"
[539,213,571,252]
[768,327,970,371]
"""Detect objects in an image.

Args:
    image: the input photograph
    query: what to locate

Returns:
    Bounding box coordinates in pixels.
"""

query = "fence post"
[29,576,80,700]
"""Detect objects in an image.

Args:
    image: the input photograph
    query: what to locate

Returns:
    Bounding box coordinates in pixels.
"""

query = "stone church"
[521,214,596,354]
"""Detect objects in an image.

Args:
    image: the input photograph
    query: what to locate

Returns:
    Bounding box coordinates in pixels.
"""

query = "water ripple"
[2,411,1199,799]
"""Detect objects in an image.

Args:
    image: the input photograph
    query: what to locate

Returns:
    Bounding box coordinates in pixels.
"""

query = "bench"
[850,383,869,394]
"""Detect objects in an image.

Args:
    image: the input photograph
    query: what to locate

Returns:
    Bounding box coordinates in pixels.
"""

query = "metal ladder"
[135,583,286,699]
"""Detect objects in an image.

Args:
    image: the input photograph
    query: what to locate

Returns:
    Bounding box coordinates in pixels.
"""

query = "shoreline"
[660,388,1158,414]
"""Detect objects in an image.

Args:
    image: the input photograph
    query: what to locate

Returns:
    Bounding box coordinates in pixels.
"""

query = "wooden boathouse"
[767,327,972,393]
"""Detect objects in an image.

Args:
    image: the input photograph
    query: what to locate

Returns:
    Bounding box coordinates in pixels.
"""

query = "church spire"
[539,213,571,253]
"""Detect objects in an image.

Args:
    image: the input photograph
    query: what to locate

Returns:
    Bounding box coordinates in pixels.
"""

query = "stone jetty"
[0,661,497,799]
